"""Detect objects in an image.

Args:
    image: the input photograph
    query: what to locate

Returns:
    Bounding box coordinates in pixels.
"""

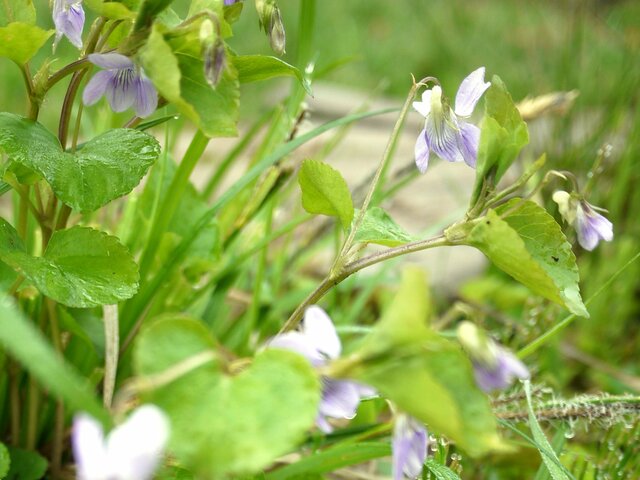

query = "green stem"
[333,80,419,272]
[280,234,450,332]
[103,305,119,408]
[46,58,90,92]
[46,300,64,476]
[518,250,640,358]
[137,130,210,280]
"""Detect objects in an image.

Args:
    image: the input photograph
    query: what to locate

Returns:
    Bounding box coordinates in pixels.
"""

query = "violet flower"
[53,0,85,50]
[392,413,428,480]
[457,321,529,393]
[553,190,613,251]
[472,346,530,392]
[72,404,170,480]
[82,53,158,118]
[412,67,491,173]
[224,0,241,4]
[269,306,374,432]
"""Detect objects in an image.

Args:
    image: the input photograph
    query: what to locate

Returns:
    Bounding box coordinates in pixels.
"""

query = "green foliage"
[0,113,161,212]
[264,442,391,480]
[0,220,139,307]
[4,448,47,480]
[84,0,134,19]
[0,295,109,423]
[354,206,415,246]
[466,199,588,317]
[425,459,462,480]
[298,159,354,230]
[161,25,240,137]
[134,317,321,478]
[0,23,53,65]
[0,0,35,25]
[470,75,529,206]
[334,268,505,457]
[524,381,571,480]
[0,443,9,479]
[233,55,311,94]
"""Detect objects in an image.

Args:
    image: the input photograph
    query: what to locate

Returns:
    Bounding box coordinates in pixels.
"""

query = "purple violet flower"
[72,404,170,480]
[472,346,530,392]
[392,413,428,480]
[53,0,85,50]
[269,306,374,432]
[457,321,529,393]
[553,190,613,251]
[224,0,241,4]
[82,53,158,118]
[412,67,491,173]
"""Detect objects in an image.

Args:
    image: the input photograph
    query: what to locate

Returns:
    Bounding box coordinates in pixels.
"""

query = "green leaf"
[84,0,134,19]
[167,26,239,137]
[139,25,197,120]
[465,199,588,317]
[524,381,571,480]
[5,448,47,480]
[470,75,529,206]
[335,268,505,457]
[233,55,311,94]
[134,317,320,478]
[264,442,391,480]
[134,0,176,29]
[425,459,462,480]
[0,1,35,26]
[298,159,354,230]
[0,443,9,479]
[0,220,139,308]
[0,23,53,64]
[354,207,415,246]
[0,113,161,212]
[0,295,109,423]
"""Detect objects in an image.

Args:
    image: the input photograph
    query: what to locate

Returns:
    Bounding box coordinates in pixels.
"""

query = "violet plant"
[0,1,635,479]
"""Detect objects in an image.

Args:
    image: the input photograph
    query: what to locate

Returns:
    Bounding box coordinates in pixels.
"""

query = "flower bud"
[255,0,286,55]
[200,18,226,87]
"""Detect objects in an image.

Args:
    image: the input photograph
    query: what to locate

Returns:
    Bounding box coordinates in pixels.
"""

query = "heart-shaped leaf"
[0,23,53,64]
[0,113,161,212]
[354,207,415,247]
[466,199,587,317]
[0,220,139,307]
[134,317,320,478]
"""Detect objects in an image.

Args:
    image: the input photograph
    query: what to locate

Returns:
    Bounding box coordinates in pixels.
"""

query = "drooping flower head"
[457,321,529,392]
[72,404,170,480]
[53,0,85,50]
[392,413,428,480]
[552,190,613,251]
[412,67,491,173]
[82,53,158,118]
[269,306,374,432]
[256,0,286,55]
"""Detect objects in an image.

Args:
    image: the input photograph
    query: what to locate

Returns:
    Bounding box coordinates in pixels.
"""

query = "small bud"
[199,18,226,88]
[268,4,286,55]
[457,321,495,367]
[255,0,286,55]
[204,39,227,87]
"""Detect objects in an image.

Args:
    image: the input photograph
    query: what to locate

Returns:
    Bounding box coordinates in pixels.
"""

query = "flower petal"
[454,66,491,118]
[72,413,110,480]
[473,347,529,392]
[392,414,428,480]
[133,74,158,118]
[576,204,613,251]
[268,331,324,366]
[319,379,361,420]
[424,113,463,163]
[412,90,432,118]
[414,128,430,174]
[106,405,170,480]
[88,52,134,70]
[302,305,341,359]
[53,2,85,49]
[82,70,112,106]
[458,121,480,168]
[105,68,137,112]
